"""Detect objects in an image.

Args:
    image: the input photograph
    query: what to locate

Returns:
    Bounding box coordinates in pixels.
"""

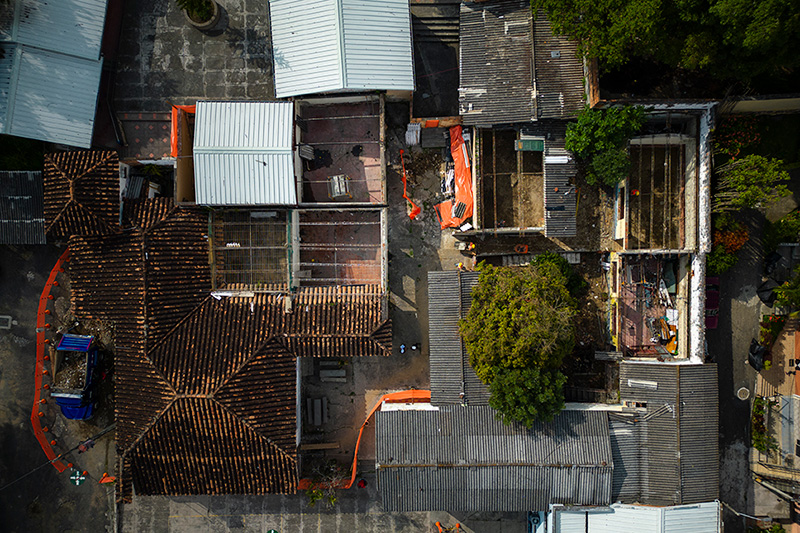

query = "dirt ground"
[563,255,615,396]
[0,245,113,533]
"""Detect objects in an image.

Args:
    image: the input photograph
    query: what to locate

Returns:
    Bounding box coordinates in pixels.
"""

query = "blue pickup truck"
[50,334,99,420]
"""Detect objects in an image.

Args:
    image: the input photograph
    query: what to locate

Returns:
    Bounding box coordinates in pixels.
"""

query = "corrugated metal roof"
[0,0,106,147]
[618,362,720,505]
[459,0,535,127]
[376,407,613,511]
[14,0,107,61]
[551,502,721,533]
[458,3,585,126]
[544,144,577,237]
[427,270,490,406]
[340,0,414,90]
[0,170,45,244]
[193,101,297,206]
[270,0,414,98]
[532,12,585,120]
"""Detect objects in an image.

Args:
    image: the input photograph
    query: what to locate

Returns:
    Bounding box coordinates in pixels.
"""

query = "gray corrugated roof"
[376,407,613,511]
[544,145,577,237]
[618,363,719,505]
[427,270,490,406]
[0,170,45,244]
[532,12,585,120]
[458,2,585,127]
[459,1,535,127]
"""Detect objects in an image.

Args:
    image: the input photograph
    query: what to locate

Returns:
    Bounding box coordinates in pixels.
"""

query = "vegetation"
[707,213,749,275]
[748,524,787,533]
[176,0,214,22]
[531,0,800,81]
[565,105,645,187]
[303,460,345,509]
[764,211,800,254]
[712,155,790,213]
[775,267,800,310]
[714,115,762,159]
[460,253,583,426]
[751,396,778,454]
[759,314,787,349]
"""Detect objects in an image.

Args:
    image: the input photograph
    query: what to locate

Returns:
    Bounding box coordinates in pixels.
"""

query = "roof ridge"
[368,318,392,355]
[211,397,298,461]
[142,203,180,236]
[120,394,178,458]
[72,151,117,182]
[145,293,213,356]
[213,335,294,397]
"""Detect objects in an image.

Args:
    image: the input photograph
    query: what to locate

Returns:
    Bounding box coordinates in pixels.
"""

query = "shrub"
[565,105,646,187]
[707,244,738,275]
[764,211,800,254]
[713,155,790,213]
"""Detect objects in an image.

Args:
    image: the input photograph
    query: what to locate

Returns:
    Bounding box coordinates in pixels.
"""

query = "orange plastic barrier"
[32,248,70,473]
[170,104,196,158]
[298,389,431,490]
[399,150,421,220]
[436,126,473,229]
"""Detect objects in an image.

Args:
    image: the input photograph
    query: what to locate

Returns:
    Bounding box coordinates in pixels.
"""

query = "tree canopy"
[565,105,645,187]
[531,0,800,81]
[712,154,790,213]
[460,253,581,426]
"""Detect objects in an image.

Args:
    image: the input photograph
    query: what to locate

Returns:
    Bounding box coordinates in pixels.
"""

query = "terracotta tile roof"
[67,202,390,498]
[122,197,175,231]
[44,151,120,240]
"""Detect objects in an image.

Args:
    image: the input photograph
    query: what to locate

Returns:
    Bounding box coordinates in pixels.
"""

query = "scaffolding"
[210,210,289,290]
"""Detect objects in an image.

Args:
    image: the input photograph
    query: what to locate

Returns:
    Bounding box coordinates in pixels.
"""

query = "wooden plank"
[300,442,340,451]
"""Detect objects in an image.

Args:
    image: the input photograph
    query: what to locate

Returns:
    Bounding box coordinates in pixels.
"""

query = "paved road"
[708,209,765,532]
[0,245,112,533]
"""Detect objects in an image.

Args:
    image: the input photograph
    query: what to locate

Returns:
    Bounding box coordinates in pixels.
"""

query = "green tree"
[489,368,568,426]
[565,105,645,187]
[775,267,800,309]
[531,0,800,81]
[713,155,790,213]
[460,256,580,426]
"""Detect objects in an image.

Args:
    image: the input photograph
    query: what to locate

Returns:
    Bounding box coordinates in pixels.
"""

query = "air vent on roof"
[551,51,561,59]
[628,379,658,390]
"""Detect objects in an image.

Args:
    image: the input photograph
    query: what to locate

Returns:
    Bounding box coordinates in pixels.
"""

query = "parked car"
[706,276,720,329]
[49,334,100,420]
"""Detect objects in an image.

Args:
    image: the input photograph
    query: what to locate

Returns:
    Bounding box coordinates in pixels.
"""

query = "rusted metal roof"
[68,202,390,498]
[458,2,586,126]
[44,150,119,240]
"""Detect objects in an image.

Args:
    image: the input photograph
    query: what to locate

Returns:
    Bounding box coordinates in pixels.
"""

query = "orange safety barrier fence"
[32,248,70,473]
[298,389,431,490]
[399,150,421,220]
[170,104,196,158]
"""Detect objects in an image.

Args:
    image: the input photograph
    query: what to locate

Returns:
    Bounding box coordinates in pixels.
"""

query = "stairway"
[411,4,460,44]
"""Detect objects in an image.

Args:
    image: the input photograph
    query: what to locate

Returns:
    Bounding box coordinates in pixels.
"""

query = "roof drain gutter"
[689,104,714,364]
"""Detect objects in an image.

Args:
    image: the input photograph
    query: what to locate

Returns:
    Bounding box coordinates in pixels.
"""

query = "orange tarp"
[436,125,473,229]
[170,104,196,158]
[297,389,431,490]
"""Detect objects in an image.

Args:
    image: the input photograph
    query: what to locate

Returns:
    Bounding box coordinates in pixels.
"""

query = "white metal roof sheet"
[340,0,414,91]
[270,0,413,97]
[193,101,297,206]
[14,0,107,61]
[551,502,721,533]
[4,46,102,147]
